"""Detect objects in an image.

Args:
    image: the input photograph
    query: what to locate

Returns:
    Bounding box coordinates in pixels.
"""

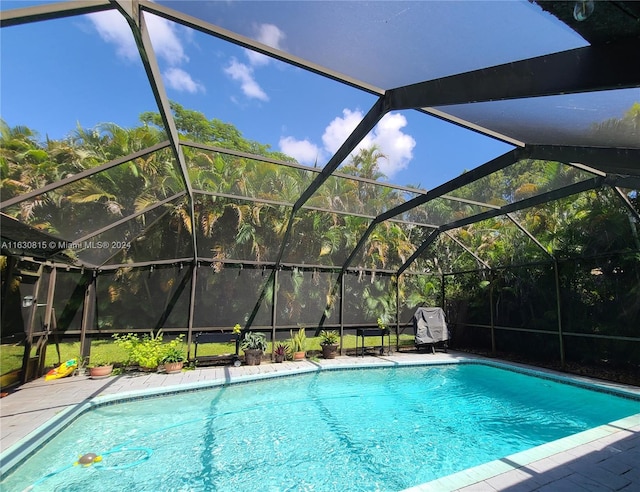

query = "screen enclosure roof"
[1,0,639,272]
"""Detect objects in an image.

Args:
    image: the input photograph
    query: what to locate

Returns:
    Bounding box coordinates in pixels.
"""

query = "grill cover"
[413,307,449,345]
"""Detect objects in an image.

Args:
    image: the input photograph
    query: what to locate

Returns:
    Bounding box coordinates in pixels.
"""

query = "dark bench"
[355,328,391,357]
[192,332,241,367]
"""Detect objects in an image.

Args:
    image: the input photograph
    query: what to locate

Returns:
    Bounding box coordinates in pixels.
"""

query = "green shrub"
[241,332,267,352]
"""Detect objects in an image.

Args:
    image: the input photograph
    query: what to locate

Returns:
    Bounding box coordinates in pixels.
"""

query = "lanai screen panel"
[349,222,435,272]
[421,234,484,274]
[95,264,191,331]
[280,209,372,267]
[444,269,492,326]
[433,89,640,149]
[398,272,442,319]
[193,265,272,329]
[185,147,315,203]
[145,6,379,173]
[343,272,395,326]
[561,253,640,366]
[492,264,557,332]
[70,196,189,266]
[1,152,181,245]
[449,218,551,267]
[52,270,87,334]
[404,196,492,228]
[276,269,340,327]
[309,175,417,217]
[193,193,290,263]
[509,187,640,259]
[157,0,586,89]
[100,198,194,266]
[445,159,599,207]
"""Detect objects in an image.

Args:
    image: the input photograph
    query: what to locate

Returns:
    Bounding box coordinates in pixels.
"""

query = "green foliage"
[112,331,164,369]
[161,346,186,364]
[319,330,339,346]
[160,336,186,363]
[4,102,639,375]
[0,343,24,376]
[240,332,267,352]
[289,326,307,352]
[87,356,112,368]
[112,332,187,368]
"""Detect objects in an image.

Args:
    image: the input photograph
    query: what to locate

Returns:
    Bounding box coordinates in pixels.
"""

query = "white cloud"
[322,109,364,154]
[319,109,415,178]
[145,13,188,66]
[279,137,322,165]
[89,10,201,93]
[225,23,285,101]
[245,23,286,67]
[89,11,187,66]
[224,59,269,101]
[370,113,416,177]
[164,68,204,94]
[88,10,138,61]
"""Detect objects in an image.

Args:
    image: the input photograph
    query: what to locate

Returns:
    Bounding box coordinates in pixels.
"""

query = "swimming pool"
[2,362,639,491]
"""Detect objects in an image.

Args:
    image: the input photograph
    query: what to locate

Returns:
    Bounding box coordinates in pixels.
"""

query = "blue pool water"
[2,364,639,491]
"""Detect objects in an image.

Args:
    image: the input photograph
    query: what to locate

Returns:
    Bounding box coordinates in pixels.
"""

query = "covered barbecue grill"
[413,307,449,353]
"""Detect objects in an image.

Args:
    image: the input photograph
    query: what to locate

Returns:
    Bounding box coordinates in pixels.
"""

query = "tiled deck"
[1,351,639,490]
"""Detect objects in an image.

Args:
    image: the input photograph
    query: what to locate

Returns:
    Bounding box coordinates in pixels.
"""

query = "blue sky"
[5,1,587,191]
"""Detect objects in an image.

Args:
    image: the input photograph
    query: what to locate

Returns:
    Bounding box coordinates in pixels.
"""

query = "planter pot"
[244,349,263,366]
[274,354,285,363]
[89,365,113,379]
[164,361,184,374]
[321,344,338,359]
[293,351,305,361]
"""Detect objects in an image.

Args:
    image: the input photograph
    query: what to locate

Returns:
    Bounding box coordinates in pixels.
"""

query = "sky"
[1,0,598,191]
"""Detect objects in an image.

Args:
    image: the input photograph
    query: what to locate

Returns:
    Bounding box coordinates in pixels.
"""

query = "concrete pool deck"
[1,351,639,491]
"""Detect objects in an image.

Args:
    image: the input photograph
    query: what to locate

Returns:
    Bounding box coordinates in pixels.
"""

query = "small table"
[356,328,390,357]
[193,332,241,366]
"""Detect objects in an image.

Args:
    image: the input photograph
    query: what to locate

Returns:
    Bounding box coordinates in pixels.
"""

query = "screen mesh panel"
[276,269,340,327]
[193,265,272,328]
[343,272,395,325]
[95,264,190,331]
[52,270,87,333]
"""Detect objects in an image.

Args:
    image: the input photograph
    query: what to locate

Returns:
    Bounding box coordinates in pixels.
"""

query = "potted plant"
[273,342,289,363]
[320,330,339,359]
[113,331,164,372]
[241,332,267,366]
[290,326,307,360]
[87,358,113,378]
[161,342,186,374]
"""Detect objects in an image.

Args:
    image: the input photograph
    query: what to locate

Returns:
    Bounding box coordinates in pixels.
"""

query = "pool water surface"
[2,363,639,491]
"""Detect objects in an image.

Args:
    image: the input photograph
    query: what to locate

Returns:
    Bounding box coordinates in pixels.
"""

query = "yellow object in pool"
[44,359,77,381]
[75,452,103,466]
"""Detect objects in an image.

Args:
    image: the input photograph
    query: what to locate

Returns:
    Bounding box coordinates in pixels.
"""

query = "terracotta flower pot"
[293,351,305,361]
[164,361,184,374]
[89,365,113,379]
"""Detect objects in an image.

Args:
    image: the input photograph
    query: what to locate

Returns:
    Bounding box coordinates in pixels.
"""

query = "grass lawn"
[0,344,23,375]
[0,334,416,374]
